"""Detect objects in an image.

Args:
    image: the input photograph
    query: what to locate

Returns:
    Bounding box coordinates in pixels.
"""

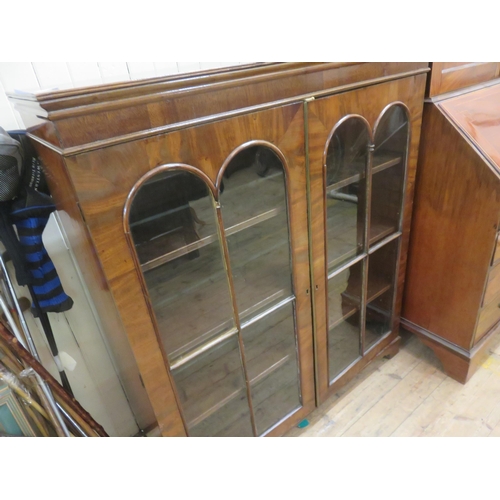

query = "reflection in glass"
[130,170,235,361]
[220,146,301,434]
[129,169,254,437]
[242,301,300,435]
[365,239,398,351]
[371,105,409,245]
[325,117,369,271]
[171,335,253,437]
[221,146,293,319]
[328,261,363,381]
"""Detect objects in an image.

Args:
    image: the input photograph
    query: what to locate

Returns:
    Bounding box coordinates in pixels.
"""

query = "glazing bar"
[372,156,401,175]
[327,253,366,281]
[215,201,258,437]
[240,295,295,330]
[169,328,239,371]
[368,231,402,255]
[141,207,282,272]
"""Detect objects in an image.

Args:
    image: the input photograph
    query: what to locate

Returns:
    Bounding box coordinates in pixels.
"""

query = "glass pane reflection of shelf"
[327,262,362,381]
[364,238,398,353]
[326,153,401,192]
[326,198,362,271]
[365,292,392,352]
[144,221,292,361]
[329,317,362,382]
[144,241,234,360]
[172,334,253,437]
[139,206,284,271]
[253,376,301,436]
[221,146,293,322]
[221,165,285,228]
[228,212,293,319]
[243,301,301,435]
[369,220,398,246]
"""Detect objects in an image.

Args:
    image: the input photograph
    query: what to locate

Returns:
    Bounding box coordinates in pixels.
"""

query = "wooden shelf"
[326,152,401,192]
[329,305,358,331]
[372,154,401,176]
[139,206,284,271]
[369,221,397,246]
[340,275,392,309]
[328,248,360,271]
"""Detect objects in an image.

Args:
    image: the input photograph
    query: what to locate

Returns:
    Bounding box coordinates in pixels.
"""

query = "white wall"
[0,62,245,130]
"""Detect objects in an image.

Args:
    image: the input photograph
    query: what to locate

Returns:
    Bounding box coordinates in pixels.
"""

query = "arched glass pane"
[371,105,409,245]
[220,146,300,435]
[128,169,252,436]
[221,146,293,316]
[325,117,369,271]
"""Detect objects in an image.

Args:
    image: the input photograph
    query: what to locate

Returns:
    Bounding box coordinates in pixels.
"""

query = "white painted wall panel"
[126,62,156,80]
[153,62,178,76]
[0,62,40,92]
[176,61,201,73]
[32,62,73,90]
[97,62,130,83]
[0,62,40,129]
[67,62,103,87]
[0,79,20,130]
[200,62,241,70]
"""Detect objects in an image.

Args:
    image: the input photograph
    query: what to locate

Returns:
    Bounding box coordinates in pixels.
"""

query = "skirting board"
[401,318,500,384]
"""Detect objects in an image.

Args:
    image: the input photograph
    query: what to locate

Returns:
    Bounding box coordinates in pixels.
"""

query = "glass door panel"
[370,105,409,245]
[130,170,235,362]
[325,117,369,271]
[220,145,301,434]
[128,168,254,436]
[241,301,301,435]
[328,260,363,381]
[365,239,399,351]
[171,334,253,437]
[221,146,293,319]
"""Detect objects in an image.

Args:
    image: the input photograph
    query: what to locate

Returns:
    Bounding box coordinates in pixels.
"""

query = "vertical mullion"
[214,199,258,437]
[303,99,320,405]
[361,143,374,356]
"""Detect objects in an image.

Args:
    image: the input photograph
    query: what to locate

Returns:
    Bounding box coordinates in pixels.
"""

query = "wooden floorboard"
[287,327,500,437]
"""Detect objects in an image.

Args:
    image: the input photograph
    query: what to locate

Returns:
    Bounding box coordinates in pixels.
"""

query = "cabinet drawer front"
[483,262,500,306]
[476,291,500,343]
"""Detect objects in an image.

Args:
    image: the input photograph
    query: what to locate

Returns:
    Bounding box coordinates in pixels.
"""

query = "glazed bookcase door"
[366,104,409,350]
[125,103,314,436]
[307,85,412,403]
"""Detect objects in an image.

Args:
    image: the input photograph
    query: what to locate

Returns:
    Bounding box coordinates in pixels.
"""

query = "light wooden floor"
[286,328,500,437]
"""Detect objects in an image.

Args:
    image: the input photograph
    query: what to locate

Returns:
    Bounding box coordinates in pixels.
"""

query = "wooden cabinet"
[10,63,428,435]
[403,66,500,384]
